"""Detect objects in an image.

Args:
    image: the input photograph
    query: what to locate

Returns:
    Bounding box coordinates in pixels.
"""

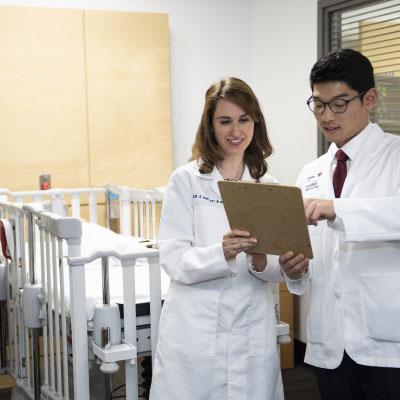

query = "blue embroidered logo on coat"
[193,194,223,204]
[305,179,319,191]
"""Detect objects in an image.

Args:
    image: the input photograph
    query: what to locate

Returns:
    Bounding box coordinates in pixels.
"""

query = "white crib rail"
[106,185,164,239]
[106,184,132,236]
[0,188,12,202]
[33,209,161,400]
[0,201,30,392]
[34,210,86,400]
[0,202,82,399]
[3,185,165,239]
[6,187,105,223]
[69,246,159,400]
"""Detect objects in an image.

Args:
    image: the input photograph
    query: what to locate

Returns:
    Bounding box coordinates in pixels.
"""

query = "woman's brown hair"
[191,77,273,180]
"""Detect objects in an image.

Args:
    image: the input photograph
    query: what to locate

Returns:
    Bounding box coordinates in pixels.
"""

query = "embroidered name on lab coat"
[193,194,223,204]
[305,177,319,192]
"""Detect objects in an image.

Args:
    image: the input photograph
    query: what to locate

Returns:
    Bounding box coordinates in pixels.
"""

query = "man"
[280,48,400,399]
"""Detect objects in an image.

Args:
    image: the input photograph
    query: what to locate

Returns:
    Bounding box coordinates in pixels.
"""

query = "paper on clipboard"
[218,181,313,259]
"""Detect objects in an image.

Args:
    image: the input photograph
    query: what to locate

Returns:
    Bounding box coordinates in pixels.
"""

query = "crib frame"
[0,185,290,400]
[30,207,160,400]
[0,186,164,399]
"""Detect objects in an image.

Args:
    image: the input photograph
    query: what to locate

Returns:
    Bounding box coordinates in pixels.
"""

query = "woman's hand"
[222,229,257,260]
[279,251,309,280]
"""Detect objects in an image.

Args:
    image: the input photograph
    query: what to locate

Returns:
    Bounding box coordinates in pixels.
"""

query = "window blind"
[330,0,400,134]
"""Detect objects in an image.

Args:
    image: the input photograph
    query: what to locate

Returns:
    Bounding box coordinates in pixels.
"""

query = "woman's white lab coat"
[150,161,284,400]
[287,123,400,369]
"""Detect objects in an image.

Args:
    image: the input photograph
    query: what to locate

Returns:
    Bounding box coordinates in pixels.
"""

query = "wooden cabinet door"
[0,6,172,191]
[280,282,294,369]
[85,10,172,188]
[0,6,89,190]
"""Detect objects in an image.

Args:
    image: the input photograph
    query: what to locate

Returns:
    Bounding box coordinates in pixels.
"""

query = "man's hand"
[279,251,309,280]
[304,198,336,225]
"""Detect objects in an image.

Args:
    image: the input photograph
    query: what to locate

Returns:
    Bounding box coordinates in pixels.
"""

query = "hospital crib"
[0,185,290,399]
[0,186,166,399]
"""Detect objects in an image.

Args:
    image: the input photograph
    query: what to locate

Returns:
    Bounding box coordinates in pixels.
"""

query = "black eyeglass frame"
[306,91,366,114]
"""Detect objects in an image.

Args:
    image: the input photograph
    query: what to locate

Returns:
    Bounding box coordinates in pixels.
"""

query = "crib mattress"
[30,222,170,321]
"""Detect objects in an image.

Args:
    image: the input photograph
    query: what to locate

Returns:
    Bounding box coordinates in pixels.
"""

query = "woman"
[150,77,284,400]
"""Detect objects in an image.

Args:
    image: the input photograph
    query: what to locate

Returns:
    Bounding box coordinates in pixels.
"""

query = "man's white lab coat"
[150,161,284,400]
[288,123,400,369]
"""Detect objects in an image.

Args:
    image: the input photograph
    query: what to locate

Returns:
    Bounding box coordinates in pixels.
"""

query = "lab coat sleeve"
[248,255,283,283]
[158,169,235,285]
[284,267,311,295]
[333,194,400,242]
[281,168,312,295]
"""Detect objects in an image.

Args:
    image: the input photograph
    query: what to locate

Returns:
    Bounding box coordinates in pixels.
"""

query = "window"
[318,0,400,153]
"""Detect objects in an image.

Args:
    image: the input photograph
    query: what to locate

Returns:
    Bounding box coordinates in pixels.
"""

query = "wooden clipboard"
[218,181,313,259]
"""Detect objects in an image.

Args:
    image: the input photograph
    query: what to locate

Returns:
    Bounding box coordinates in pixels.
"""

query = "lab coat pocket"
[160,283,219,356]
[307,279,326,344]
[359,275,400,342]
[249,286,276,357]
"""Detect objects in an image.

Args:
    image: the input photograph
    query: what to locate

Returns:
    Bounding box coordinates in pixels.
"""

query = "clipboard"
[218,181,313,259]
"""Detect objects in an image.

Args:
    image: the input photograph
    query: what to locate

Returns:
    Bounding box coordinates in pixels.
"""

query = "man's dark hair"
[310,48,375,97]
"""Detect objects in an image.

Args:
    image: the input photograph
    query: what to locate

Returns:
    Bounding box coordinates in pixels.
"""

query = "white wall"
[251,0,319,185]
[1,0,318,342]
[251,0,319,343]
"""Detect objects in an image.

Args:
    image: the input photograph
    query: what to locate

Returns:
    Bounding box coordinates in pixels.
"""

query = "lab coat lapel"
[317,151,335,199]
[194,166,223,197]
[211,168,224,196]
[211,179,221,197]
[340,124,385,198]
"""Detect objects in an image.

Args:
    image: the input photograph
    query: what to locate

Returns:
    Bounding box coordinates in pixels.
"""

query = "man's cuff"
[284,267,311,283]
[329,200,345,231]
[248,254,283,282]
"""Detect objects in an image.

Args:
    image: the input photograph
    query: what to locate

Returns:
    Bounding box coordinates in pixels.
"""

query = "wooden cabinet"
[280,282,294,369]
[0,6,172,191]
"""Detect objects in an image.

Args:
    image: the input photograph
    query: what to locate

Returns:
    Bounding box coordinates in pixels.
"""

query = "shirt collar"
[328,121,373,163]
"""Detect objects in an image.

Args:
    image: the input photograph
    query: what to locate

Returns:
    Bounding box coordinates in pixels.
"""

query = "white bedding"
[30,223,170,321]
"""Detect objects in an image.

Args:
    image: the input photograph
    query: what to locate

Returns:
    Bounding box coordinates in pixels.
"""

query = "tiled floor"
[282,362,321,400]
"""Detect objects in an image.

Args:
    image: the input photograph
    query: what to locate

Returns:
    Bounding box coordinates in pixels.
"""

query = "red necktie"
[333,149,349,198]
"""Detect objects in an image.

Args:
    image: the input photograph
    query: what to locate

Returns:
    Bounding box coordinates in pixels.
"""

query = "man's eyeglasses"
[307,92,366,115]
